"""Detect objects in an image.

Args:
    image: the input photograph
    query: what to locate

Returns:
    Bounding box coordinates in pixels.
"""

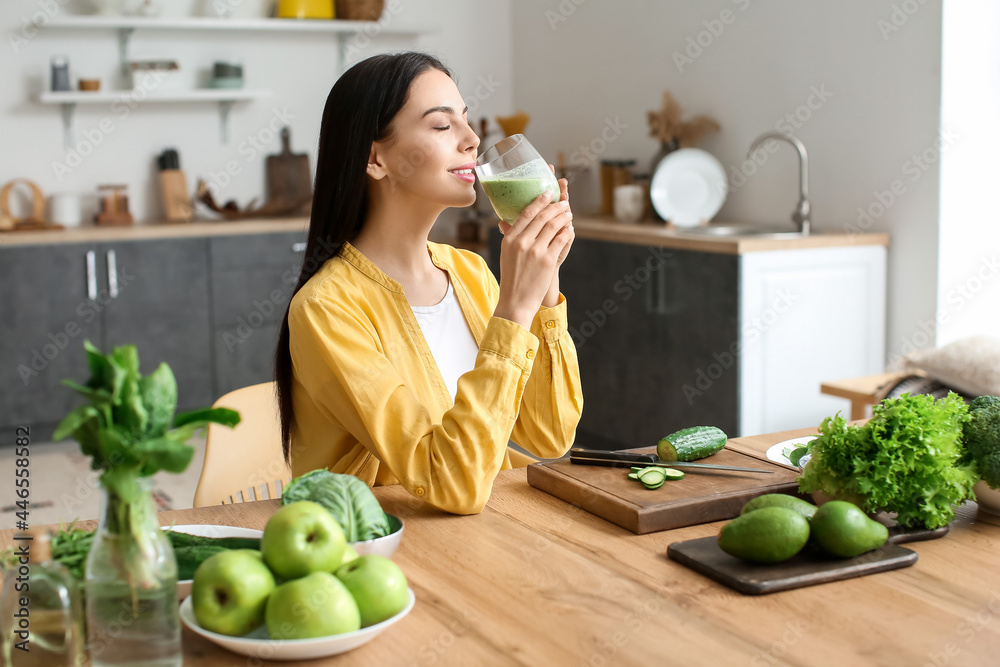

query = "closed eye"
[434,126,451,131]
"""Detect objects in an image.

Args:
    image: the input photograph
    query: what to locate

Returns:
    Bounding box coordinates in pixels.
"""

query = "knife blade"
[569,449,774,474]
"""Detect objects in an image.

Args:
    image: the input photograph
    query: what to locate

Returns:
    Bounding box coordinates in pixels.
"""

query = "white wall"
[509,0,945,367]
[938,0,1000,347]
[0,0,512,241]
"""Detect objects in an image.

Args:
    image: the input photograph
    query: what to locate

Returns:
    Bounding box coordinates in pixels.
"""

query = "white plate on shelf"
[650,148,727,226]
[166,524,263,599]
[179,588,416,660]
[764,436,817,469]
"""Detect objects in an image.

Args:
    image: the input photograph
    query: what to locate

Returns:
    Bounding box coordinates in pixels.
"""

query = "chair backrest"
[193,382,291,507]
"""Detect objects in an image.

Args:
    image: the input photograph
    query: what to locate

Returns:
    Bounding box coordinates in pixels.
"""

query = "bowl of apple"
[179,501,415,659]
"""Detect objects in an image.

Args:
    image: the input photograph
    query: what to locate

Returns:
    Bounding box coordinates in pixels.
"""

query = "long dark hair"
[275,51,452,463]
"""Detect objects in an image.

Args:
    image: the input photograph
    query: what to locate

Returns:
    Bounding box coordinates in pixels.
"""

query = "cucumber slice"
[630,467,644,473]
[661,468,685,480]
[627,472,639,480]
[642,479,665,490]
[637,467,667,485]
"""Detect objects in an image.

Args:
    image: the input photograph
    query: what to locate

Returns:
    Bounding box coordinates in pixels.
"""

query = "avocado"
[741,494,818,520]
[809,500,888,558]
[718,507,811,564]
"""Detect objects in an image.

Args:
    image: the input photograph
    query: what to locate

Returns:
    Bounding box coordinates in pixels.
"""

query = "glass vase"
[85,478,181,667]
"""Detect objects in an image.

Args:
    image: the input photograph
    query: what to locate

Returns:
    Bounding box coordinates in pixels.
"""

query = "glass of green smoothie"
[475,134,562,223]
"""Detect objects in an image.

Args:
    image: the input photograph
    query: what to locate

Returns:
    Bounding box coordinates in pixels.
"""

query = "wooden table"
[4,426,999,666]
[820,372,912,420]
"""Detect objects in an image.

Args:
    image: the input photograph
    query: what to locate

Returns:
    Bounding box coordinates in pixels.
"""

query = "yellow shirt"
[288,240,583,514]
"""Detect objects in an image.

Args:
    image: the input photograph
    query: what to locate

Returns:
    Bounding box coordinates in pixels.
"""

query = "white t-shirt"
[410,279,480,401]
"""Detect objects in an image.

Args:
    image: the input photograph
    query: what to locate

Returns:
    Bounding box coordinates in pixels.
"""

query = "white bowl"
[179,588,415,660]
[974,481,1000,516]
[351,514,404,558]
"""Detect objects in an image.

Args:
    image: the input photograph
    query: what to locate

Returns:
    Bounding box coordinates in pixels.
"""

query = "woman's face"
[368,69,480,209]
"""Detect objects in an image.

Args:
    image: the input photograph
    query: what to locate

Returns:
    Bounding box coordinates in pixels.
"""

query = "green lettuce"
[798,392,977,529]
[282,469,390,541]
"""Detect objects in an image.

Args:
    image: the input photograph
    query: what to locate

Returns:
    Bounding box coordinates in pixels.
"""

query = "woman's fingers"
[533,210,573,248]
[506,190,555,237]
[558,177,568,204]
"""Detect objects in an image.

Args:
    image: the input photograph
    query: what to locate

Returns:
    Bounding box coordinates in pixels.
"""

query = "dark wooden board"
[526,447,801,534]
[667,523,948,595]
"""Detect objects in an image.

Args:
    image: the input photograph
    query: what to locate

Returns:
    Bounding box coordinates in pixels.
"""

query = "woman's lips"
[448,167,475,183]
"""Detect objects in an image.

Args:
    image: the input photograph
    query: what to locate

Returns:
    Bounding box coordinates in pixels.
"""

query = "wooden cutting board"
[266,126,312,212]
[526,447,800,534]
[667,523,948,595]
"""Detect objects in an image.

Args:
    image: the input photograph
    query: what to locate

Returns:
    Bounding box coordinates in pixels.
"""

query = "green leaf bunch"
[54,340,240,504]
[797,392,977,529]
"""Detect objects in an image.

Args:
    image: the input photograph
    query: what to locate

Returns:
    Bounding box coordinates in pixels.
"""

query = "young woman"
[274,52,583,515]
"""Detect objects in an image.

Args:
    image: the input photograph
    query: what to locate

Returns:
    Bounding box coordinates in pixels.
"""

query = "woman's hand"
[494,187,574,329]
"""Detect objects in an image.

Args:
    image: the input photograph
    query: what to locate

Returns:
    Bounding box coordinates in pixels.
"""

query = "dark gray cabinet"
[0,243,103,440]
[102,238,213,413]
[1,229,306,443]
[490,232,739,450]
[209,232,305,397]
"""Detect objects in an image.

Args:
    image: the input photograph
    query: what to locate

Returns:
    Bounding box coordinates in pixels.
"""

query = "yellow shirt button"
[545,320,556,329]
[415,486,425,497]
[526,349,535,359]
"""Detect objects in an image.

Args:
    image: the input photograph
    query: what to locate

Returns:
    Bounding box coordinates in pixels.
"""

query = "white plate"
[650,148,727,226]
[166,524,263,599]
[764,436,817,469]
[179,588,416,661]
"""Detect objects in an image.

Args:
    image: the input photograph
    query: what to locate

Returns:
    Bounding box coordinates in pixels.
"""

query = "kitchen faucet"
[747,131,811,236]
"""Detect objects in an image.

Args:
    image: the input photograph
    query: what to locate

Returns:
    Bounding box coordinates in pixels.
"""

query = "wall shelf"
[40,90,272,146]
[39,15,425,147]
[45,15,419,34]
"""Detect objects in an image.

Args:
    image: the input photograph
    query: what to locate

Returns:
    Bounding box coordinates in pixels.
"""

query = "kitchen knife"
[569,449,774,474]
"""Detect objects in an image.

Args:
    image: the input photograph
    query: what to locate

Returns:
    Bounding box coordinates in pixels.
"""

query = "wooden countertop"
[0,215,887,255]
[3,426,996,665]
[0,217,310,247]
[572,217,890,254]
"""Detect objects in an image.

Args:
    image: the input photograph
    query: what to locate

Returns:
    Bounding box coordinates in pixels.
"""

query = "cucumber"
[657,426,727,462]
[661,468,685,480]
[637,468,666,484]
[627,472,639,480]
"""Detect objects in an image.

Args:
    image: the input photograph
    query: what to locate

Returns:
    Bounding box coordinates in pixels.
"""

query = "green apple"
[262,501,346,579]
[335,555,409,627]
[265,571,360,639]
[339,543,359,568]
[192,549,275,637]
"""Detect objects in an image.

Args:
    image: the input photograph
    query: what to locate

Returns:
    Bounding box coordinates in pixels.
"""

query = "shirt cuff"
[533,293,568,343]
[481,316,540,372]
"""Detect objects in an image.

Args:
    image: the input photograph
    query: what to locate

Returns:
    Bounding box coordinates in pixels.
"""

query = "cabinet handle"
[86,250,97,301]
[291,242,307,253]
[106,250,119,299]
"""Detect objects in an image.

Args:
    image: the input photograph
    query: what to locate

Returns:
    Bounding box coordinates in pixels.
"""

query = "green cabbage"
[797,392,977,529]
[281,469,390,541]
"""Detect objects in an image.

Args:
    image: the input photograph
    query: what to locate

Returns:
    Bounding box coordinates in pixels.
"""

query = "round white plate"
[167,524,264,599]
[179,588,416,661]
[650,148,727,226]
[764,436,817,469]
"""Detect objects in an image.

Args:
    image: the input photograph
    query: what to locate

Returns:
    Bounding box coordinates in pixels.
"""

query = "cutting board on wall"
[526,447,800,534]
[266,126,312,213]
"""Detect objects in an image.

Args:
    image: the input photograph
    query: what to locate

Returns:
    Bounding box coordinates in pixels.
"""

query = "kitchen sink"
[676,224,806,238]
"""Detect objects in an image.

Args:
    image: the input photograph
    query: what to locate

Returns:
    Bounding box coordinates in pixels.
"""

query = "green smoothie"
[480,177,561,223]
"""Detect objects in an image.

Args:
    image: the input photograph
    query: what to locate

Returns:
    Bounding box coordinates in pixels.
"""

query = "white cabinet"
[739,245,886,435]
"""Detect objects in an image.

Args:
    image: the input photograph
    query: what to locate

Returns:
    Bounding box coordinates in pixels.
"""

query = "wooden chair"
[193,382,292,507]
